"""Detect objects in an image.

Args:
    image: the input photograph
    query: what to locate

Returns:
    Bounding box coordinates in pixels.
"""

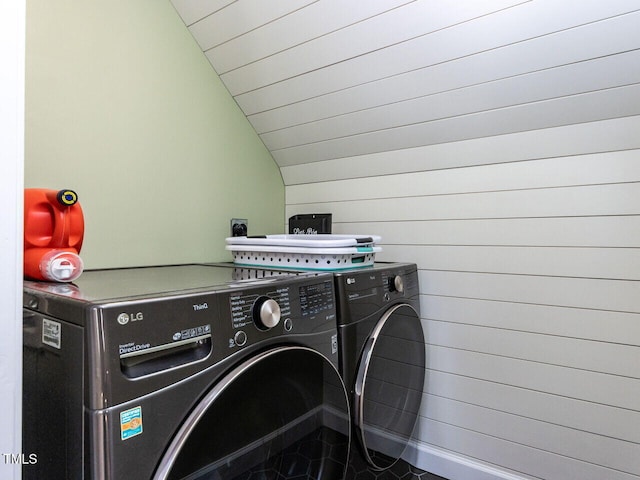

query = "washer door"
[353,304,425,470]
[154,346,350,480]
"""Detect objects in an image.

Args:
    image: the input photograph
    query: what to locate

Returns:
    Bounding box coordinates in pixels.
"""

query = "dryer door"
[353,304,425,470]
[154,346,350,480]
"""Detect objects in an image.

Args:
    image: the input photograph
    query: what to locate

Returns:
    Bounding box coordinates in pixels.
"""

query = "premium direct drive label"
[120,406,143,440]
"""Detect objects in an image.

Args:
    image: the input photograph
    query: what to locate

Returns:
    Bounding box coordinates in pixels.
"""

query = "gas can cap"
[41,250,84,282]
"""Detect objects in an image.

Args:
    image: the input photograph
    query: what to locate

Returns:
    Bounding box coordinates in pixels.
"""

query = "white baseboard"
[403,440,532,480]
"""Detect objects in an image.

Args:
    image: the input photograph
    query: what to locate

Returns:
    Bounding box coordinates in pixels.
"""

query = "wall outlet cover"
[231,218,248,237]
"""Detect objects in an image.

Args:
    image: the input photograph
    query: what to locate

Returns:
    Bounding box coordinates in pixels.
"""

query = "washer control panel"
[231,288,290,331]
[225,276,336,350]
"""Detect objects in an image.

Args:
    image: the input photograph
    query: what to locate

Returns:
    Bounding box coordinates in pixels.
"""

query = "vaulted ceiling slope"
[170,0,640,174]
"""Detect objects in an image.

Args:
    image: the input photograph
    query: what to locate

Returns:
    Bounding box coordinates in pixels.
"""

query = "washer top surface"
[23,264,308,305]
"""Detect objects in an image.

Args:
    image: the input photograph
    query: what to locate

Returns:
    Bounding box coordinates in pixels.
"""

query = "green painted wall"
[25,0,284,269]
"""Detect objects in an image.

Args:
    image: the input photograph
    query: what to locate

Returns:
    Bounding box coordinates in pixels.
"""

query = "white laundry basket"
[225,235,382,270]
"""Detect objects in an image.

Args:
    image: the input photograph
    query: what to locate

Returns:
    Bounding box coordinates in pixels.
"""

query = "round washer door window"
[354,304,425,471]
[154,347,350,480]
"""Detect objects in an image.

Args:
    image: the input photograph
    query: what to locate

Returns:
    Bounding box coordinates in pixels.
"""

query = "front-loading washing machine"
[22,264,351,479]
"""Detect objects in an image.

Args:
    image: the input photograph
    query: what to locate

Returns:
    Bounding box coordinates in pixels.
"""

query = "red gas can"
[24,189,85,282]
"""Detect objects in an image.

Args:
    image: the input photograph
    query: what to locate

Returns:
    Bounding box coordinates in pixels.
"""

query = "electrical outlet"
[231,218,248,237]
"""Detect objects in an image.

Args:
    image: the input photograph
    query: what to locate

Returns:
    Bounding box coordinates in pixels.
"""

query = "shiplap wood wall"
[171,1,640,479]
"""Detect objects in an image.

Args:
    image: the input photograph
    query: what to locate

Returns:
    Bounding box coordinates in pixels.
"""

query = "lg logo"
[117,312,144,325]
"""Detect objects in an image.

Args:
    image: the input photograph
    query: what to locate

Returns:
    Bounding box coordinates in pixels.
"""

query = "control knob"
[389,275,404,293]
[252,296,281,330]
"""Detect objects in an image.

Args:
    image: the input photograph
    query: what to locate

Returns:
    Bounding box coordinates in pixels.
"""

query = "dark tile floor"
[345,448,445,480]
[223,427,445,480]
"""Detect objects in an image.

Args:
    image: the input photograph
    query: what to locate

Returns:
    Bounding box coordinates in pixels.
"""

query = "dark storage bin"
[289,214,332,234]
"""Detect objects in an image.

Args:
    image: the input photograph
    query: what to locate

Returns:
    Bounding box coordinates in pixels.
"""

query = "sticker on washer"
[42,318,61,349]
[120,406,143,440]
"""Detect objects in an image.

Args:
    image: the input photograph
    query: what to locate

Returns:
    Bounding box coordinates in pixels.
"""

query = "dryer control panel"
[333,263,420,327]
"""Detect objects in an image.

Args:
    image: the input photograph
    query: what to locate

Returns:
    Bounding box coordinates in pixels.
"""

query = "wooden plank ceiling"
[169,0,542,169]
[169,0,640,180]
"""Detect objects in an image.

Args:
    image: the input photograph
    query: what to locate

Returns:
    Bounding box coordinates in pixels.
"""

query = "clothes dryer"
[331,263,425,471]
[23,264,350,480]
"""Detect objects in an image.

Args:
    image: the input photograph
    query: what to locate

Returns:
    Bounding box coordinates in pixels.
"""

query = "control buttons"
[252,296,281,330]
[283,318,293,332]
[234,330,247,347]
[177,324,211,341]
